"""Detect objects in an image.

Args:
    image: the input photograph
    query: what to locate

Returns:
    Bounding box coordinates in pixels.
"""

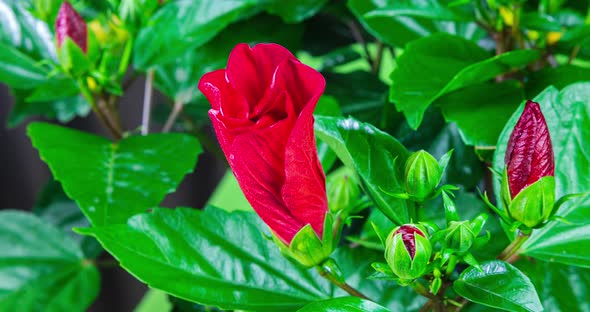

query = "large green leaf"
[28,122,202,226]
[437,81,524,147]
[0,0,55,60]
[492,83,590,267]
[81,207,332,311]
[518,260,590,311]
[0,43,48,89]
[348,0,485,48]
[390,33,539,129]
[454,260,543,312]
[524,64,590,98]
[297,297,391,312]
[134,0,258,69]
[263,0,329,23]
[0,210,99,311]
[314,116,411,225]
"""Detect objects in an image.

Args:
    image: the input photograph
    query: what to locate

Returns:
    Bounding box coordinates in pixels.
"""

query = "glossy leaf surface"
[28,122,201,226]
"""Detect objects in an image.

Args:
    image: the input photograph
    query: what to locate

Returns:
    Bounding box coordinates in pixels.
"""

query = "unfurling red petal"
[505,100,554,197]
[56,1,87,53]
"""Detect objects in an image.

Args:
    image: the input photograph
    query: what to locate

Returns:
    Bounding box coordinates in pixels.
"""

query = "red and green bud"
[56,1,87,53]
[404,150,444,202]
[505,100,554,198]
[385,225,431,282]
[503,100,556,228]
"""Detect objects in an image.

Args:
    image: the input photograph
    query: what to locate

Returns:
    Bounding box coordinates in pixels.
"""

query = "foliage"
[2,0,590,311]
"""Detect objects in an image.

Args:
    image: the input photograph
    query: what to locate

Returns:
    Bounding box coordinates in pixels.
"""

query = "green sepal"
[442,191,460,223]
[445,221,476,255]
[437,149,454,174]
[479,189,511,224]
[273,213,335,267]
[430,276,443,295]
[508,176,556,228]
[57,37,90,77]
[462,253,481,271]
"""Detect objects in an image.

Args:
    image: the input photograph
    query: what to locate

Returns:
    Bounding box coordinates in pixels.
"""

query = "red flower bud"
[56,1,87,53]
[198,43,327,245]
[395,225,425,259]
[505,100,554,198]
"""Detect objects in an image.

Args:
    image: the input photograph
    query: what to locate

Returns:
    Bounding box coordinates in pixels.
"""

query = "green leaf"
[0,0,55,60]
[390,33,540,129]
[363,0,471,21]
[437,81,524,147]
[134,0,258,68]
[28,122,202,226]
[25,76,80,103]
[454,260,543,312]
[348,0,485,48]
[314,116,411,225]
[518,260,590,311]
[0,210,99,311]
[493,83,590,267]
[134,289,172,312]
[297,296,391,312]
[525,64,590,98]
[263,0,329,23]
[322,71,388,126]
[7,91,90,128]
[33,180,103,258]
[0,42,48,89]
[520,13,563,32]
[81,207,332,311]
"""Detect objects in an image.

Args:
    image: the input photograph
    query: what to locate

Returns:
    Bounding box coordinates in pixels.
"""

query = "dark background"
[0,79,227,311]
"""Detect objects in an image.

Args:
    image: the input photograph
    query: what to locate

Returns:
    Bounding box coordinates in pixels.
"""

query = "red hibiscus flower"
[56,1,87,53]
[198,43,328,244]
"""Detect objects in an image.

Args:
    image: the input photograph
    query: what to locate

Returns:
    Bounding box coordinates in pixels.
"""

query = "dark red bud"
[55,1,87,53]
[505,100,554,198]
[395,225,425,259]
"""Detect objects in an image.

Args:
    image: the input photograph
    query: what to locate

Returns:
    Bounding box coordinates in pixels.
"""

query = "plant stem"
[347,20,374,69]
[411,280,435,299]
[315,264,371,300]
[163,100,183,133]
[141,70,154,135]
[371,41,384,74]
[498,230,530,262]
[568,45,581,64]
[79,80,122,139]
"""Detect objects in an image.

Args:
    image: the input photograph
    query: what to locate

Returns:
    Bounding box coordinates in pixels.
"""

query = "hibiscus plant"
[2,1,590,312]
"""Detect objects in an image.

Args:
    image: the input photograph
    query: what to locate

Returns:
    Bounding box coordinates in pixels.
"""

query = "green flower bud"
[445,221,475,255]
[404,150,443,201]
[326,168,360,215]
[507,176,556,228]
[385,225,432,282]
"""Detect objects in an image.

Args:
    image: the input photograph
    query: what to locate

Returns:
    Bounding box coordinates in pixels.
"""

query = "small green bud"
[326,167,360,215]
[404,150,443,202]
[385,225,432,282]
[507,176,556,228]
[445,221,475,255]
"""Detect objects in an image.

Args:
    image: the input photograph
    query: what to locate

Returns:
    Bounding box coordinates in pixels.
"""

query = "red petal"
[56,1,87,52]
[281,93,327,239]
[505,100,554,197]
[199,70,249,118]
[271,59,326,115]
[228,94,302,244]
[226,43,296,108]
[395,225,425,259]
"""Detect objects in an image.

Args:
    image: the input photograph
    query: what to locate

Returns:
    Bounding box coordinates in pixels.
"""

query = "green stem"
[316,261,371,300]
[79,79,122,139]
[411,280,434,299]
[498,230,530,262]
